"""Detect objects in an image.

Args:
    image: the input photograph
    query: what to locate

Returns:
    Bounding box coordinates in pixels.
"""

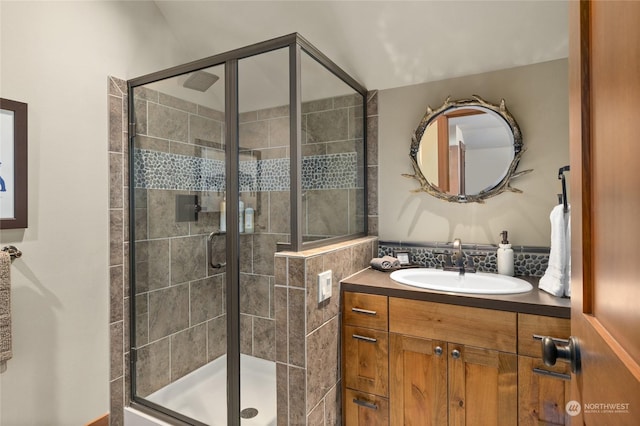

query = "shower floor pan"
[126,354,276,426]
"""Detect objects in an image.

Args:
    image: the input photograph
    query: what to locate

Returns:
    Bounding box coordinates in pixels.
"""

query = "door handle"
[541,336,581,374]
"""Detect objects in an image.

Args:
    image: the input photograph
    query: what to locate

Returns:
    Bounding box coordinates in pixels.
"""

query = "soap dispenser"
[497,230,514,276]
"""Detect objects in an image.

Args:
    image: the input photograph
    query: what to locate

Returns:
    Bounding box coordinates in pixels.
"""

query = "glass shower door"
[131,64,229,425]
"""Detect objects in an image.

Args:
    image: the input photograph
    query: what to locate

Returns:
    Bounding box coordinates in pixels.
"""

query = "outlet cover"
[318,270,332,302]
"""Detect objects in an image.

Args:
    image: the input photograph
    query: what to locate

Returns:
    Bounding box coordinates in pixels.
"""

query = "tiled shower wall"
[109,74,380,426]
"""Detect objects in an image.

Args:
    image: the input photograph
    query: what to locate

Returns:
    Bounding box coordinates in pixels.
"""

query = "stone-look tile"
[190,114,222,146]
[240,273,271,317]
[135,239,170,293]
[109,76,127,96]
[239,110,257,123]
[109,95,124,153]
[134,135,170,153]
[274,256,287,286]
[305,255,324,334]
[207,315,227,361]
[307,189,349,236]
[148,284,189,342]
[325,383,341,426]
[258,105,289,120]
[306,109,349,143]
[289,366,306,426]
[326,139,359,155]
[349,107,365,140]
[197,105,225,122]
[171,323,207,381]
[368,215,379,236]
[253,317,275,361]
[189,208,218,236]
[159,92,198,114]
[110,321,124,382]
[135,305,149,347]
[240,314,253,355]
[110,265,124,323]
[147,189,189,238]
[276,362,289,426]
[257,146,288,160]
[239,234,253,274]
[306,317,339,412]
[367,115,378,166]
[323,248,351,320]
[135,337,171,397]
[170,141,201,157]
[239,120,269,150]
[253,234,279,276]
[351,239,374,275]
[334,93,363,108]
[110,377,124,426]
[171,236,207,284]
[133,98,148,136]
[367,90,378,116]
[134,86,159,102]
[190,275,224,325]
[269,116,290,148]
[302,98,333,114]
[109,153,123,209]
[110,210,123,267]
[367,166,378,216]
[275,286,288,363]
[147,102,189,142]
[287,257,305,288]
[288,288,305,367]
[302,143,326,156]
[269,192,290,234]
[307,400,324,426]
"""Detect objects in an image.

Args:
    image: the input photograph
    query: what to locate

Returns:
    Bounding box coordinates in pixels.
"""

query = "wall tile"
[110,265,124,323]
[207,315,227,361]
[135,239,170,292]
[110,210,123,267]
[252,317,275,361]
[269,191,290,234]
[306,189,349,236]
[307,400,324,426]
[190,275,224,325]
[302,98,333,114]
[276,363,289,426]
[197,105,224,122]
[287,257,305,288]
[147,102,188,142]
[110,377,124,426]
[110,321,123,382]
[367,116,379,166]
[325,384,341,425]
[159,92,198,114]
[305,255,324,334]
[253,234,279,276]
[275,286,288,363]
[240,273,271,317]
[147,189,189,238]
[257,105,289,120]
[288,288,305,367]
[240,314,252,355]
[135,337,170,397]
[190,114,222,146]
[269,116,290,148]
[109,95,124,153]
[171,236,207,284]
[171,323,207,380]
[148,284,189,341]
[239,120,269,150]
[307,109,348,143]
[288,366,306,425]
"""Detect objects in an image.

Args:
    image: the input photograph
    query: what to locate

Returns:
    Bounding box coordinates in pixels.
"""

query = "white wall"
[0,2,189,424]
[378,59,569,247]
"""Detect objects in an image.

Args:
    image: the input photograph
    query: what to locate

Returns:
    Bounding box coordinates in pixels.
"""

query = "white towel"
[0,251,12,372]
[539,204,571,297]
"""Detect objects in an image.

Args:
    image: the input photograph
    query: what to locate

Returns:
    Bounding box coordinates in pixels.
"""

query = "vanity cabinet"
[517,314,571,426]
[342,290,571,426]
[343,292,390,425]
[389,298,518,426]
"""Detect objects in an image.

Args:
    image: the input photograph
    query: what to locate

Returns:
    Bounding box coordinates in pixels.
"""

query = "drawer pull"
[352,398,378,410]
[532,367,571,381]
[352,334,377,343]
[351,307,377,316]
[533,334,569,344]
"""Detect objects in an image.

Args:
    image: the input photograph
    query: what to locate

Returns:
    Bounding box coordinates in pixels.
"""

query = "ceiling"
[153,0,569,92]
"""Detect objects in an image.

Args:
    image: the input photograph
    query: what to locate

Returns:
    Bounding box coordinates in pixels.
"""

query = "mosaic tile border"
[133,148,359,192]
[379,241,550,277]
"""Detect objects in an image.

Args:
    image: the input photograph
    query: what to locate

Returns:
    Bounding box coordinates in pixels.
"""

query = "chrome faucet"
[442,238,476,275]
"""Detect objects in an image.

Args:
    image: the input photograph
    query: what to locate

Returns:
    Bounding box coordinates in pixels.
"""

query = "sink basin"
[389,268,533,295]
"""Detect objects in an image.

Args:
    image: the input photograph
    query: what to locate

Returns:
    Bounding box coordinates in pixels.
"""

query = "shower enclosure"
[128,34,367,425]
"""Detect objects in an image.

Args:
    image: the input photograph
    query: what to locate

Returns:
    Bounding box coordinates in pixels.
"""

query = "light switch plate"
[318,270,332,302]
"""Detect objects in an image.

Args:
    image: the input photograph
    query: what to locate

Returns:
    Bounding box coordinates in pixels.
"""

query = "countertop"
[341,268,571,318]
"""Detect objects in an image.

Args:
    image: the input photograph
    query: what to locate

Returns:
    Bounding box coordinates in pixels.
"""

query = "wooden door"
[389,334,447,425]
[447,344,517,426]
[569,1,640,424]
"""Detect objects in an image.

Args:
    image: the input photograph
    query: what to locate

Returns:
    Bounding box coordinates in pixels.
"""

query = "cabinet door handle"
[434,346,443,356]
[352,334,377,343]
[532,368,571,381]
[352,398,378,410]
[351,307,377,316]
[451,349,461,359]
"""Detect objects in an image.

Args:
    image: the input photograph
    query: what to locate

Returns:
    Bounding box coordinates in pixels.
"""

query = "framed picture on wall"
[0,98,28,229]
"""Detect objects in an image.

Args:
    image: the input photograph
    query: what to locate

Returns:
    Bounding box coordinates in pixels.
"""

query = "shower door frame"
[127,33,367,425]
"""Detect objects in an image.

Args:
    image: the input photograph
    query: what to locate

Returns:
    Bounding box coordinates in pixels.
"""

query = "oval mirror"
[406,95,532,203]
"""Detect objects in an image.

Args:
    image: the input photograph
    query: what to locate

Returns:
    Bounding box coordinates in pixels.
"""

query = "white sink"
[389,268,533,295]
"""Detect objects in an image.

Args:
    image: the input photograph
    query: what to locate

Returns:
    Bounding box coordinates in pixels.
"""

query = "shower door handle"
[208,231,226,269]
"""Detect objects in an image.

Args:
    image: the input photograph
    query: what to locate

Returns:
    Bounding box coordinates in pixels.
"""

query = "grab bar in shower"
[207,231,226,269]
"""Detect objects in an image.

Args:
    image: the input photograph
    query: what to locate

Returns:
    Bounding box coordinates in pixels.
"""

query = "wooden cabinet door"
[345,388,390,426]
[448,344,517,426]
[518,355,571,426]
[389,333,447,426]
[344,325,389,397]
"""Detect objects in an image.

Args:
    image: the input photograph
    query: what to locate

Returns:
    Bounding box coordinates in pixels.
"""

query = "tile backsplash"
[379,241,550,277]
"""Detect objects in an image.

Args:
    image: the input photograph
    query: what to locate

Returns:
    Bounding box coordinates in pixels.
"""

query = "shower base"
[124,354,276,425]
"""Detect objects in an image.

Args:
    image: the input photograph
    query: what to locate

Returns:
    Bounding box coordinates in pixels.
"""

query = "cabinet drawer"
[389,298,517,353]
[344,292,388,331]
[518,314,570,357]
[344,325,389,397]
[345,388,389,426]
